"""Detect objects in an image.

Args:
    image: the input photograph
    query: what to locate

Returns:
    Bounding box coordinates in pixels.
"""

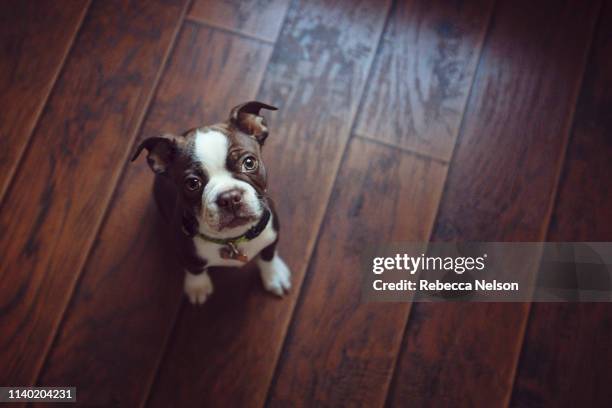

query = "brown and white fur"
[131,101,291,305]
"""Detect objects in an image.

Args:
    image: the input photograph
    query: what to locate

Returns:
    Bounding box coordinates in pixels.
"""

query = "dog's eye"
[185,177,202,192]
[242,156,258,172]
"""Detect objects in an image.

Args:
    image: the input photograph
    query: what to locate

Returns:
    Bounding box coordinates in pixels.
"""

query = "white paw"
[184,272,213,305]
[258,255,292,297]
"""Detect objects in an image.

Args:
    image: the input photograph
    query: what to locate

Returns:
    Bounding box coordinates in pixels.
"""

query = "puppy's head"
[132,101,277,238]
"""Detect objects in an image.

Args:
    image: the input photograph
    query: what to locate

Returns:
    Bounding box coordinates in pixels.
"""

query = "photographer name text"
[373,279,519,292]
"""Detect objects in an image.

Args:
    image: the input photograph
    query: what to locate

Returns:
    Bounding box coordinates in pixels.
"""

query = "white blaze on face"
[193,129,262,237]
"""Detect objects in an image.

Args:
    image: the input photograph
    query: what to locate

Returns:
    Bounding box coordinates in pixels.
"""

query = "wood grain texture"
[188,0,291,42]
[387,0,601,406]
[268,138,446,407]
[511,3,612,406]
[267,1,495,404]
[0,0,89,201]
[355,0,494,161]
[147,1,391,406]
[0,0,188,387]
[430,0,600,242]
[36,24,272,407]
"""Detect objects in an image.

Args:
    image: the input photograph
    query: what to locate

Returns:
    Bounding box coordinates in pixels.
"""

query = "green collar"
[195,232,250,246]
[192,209,271,245]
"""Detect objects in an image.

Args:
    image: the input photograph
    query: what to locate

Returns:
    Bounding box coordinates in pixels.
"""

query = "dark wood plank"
[0,0,188,388]
[147,1,391,406]
[511,3,612,406]
[387,0,601,406]
[0,0,89,201]
[36,24,272,407]
[188,0,291,42]
[355,0,494,161]
[266,1,496,404]
[268,138,446,406]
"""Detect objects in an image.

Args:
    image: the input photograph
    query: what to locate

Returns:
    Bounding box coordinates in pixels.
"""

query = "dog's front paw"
[258,255,291,297]
[184,272,213,305]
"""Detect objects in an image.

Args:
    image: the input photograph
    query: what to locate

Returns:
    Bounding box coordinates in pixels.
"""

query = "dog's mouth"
[202,194,264,234]
[217,211,258,231]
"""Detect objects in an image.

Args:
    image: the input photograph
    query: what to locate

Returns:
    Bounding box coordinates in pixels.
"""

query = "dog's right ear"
[229,101,278,144]
[131,134,178,174]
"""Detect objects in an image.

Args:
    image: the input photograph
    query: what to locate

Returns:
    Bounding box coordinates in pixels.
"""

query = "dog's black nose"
[216,189,243,212]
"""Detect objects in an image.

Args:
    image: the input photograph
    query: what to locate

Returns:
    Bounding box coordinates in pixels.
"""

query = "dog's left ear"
[229,101,278,144]
[130,134,178,174]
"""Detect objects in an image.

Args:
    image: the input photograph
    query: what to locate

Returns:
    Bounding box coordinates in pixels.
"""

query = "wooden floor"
[1,0,611,406]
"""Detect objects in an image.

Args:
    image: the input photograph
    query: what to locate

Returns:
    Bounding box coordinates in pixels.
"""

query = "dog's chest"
[192,218,277,267]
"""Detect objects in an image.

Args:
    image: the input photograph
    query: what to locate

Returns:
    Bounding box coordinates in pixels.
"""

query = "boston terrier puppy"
[131,101,291,305]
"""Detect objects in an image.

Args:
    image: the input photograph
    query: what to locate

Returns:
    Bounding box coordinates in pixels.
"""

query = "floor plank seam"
[502,2,605,406]
[381,0,499,404]
[139,301,186,408]
[0,0,93,208]
[269,0,297,45]
[261,1,398,405]
[31,0,194,391]
[184,15,277,45]
[353,133,450,165]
